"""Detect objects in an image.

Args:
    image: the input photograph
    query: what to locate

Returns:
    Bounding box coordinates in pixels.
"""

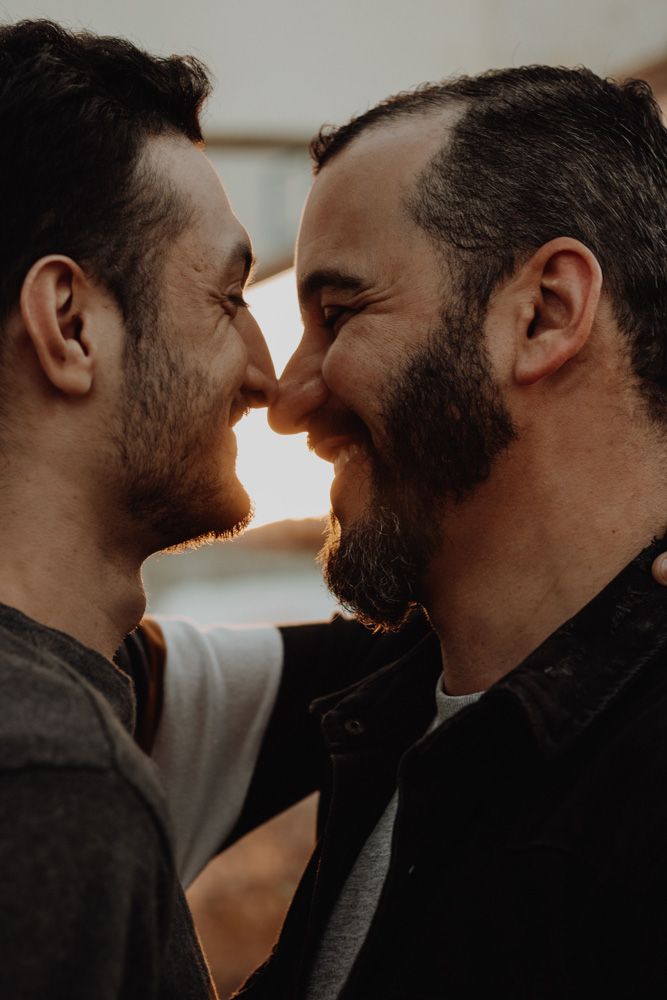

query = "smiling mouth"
[308,410,372,466]
[333,442,363,476]
[308,434,367,485]
[309,431,365,466]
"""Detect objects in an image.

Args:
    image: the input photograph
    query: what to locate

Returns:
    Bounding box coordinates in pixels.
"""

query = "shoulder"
[0,764,182,995]
[0,763,169,870]
[0,629,111,766]
[0,627,168,826]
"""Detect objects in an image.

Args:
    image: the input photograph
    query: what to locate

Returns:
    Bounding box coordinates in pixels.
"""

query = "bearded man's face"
[321,301,517,630]
[269,117,517,628]
[110,137,274,554]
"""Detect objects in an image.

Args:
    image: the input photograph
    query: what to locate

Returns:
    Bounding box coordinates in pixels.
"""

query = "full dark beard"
[321,307,517,630]
[321,504,426,630]
[113,324,251,553]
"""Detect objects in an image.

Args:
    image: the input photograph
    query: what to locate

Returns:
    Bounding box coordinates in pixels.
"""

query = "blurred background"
[5,0,667,994]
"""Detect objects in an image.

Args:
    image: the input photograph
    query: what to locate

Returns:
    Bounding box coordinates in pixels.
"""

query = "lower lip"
[330,445,367,509]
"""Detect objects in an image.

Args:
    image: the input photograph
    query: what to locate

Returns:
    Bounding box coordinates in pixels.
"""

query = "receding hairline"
[303,106,465,273]
[310,95,467,178]
[131,133,212,251]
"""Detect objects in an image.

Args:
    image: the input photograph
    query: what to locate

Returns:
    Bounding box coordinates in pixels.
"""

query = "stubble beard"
[320,304,517,631]
[113,310,252,554]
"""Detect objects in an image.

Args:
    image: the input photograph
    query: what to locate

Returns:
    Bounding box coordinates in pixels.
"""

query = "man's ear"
[19,255,96,396]
[513,238,602,386]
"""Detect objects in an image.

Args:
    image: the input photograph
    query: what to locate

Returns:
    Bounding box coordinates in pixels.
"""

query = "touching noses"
[268,338,329,435]
[240,312,278,409]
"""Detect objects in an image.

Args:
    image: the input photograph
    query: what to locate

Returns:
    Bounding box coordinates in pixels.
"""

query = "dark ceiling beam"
[203,133,310,151]
[626,54,667,101]
[254,252,294,284]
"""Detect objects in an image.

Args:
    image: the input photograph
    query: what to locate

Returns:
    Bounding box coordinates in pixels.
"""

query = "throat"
[425,514,667,697]
[0,535,146,662]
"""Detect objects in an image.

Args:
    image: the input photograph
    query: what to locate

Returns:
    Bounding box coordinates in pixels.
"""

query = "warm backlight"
[236,269,332,527]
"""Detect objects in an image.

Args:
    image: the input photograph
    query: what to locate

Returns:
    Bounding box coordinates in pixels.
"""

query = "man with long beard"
[226,67,667,997]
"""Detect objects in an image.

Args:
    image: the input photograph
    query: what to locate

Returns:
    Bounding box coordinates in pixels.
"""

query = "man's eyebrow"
[298,268,368,304]
[225,238,256,284]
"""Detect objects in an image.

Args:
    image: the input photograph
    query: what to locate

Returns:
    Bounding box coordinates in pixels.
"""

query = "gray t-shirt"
[305,680,482,1000]
[0,602,213,998]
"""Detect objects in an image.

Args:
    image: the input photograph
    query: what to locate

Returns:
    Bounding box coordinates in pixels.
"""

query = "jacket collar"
[312,626,442,754]
[498,534,667,758]
[313,535,667,760]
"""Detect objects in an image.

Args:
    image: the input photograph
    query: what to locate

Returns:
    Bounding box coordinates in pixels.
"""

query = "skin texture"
[0,134,276,660]
[270,114,667,694]
[113,138,276,553]
[318,303,517,631]
[653,554,667,584]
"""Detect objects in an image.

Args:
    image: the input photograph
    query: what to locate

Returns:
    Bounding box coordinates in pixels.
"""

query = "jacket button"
[343,718,365,736]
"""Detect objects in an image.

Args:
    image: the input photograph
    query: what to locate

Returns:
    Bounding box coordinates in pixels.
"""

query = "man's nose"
[240,312,278,408]
[268,342,329,435]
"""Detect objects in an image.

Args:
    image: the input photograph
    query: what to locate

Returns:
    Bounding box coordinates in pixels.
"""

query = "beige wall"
[5,0,667,136]
[5,1,666,272]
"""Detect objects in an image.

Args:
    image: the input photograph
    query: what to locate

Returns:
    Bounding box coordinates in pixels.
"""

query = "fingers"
[651,553,667,586]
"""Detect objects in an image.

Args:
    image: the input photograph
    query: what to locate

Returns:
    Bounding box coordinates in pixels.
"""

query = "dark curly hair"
[311,67,667,420]
[0,19,211,328]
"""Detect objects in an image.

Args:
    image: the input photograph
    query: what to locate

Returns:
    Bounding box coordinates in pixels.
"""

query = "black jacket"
[236,538,667,999]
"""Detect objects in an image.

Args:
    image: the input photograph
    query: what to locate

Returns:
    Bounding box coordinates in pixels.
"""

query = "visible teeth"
[334,444,360,476]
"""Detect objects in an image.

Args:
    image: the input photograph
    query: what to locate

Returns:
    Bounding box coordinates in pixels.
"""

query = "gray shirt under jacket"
[305,683,482,1000]
[0,603,214,999]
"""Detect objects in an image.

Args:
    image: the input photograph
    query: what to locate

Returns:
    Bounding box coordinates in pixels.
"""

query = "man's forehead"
[314,110,456,197]
[296,112,455,291]
[143,134,254,280]
[301,112,455,233]
[346,109,455,161]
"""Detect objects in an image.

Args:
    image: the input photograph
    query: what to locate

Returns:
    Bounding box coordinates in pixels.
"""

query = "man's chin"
[161,512,252,555]
[330,459,372,526]
[156,483,253,554]
[319,508,419,632]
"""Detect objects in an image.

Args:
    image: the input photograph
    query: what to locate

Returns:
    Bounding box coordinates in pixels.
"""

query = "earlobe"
[20,255,95,396]
[513,238,602,387]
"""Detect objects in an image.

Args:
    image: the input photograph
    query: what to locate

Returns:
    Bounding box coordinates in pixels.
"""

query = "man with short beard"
[0,22,468,995]
[228,67,667,998]
[0,20,277,996]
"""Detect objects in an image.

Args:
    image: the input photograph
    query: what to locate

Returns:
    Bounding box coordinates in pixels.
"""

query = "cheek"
[322,319,410,395]
[208,326,247,384]
[322,339,383,419]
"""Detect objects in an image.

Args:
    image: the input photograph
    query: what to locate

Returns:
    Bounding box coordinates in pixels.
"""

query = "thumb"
[651,553,667,586]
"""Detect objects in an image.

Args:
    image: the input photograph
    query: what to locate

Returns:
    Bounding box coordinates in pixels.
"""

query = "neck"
[0,467,146,662]
[424,428,667,696]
